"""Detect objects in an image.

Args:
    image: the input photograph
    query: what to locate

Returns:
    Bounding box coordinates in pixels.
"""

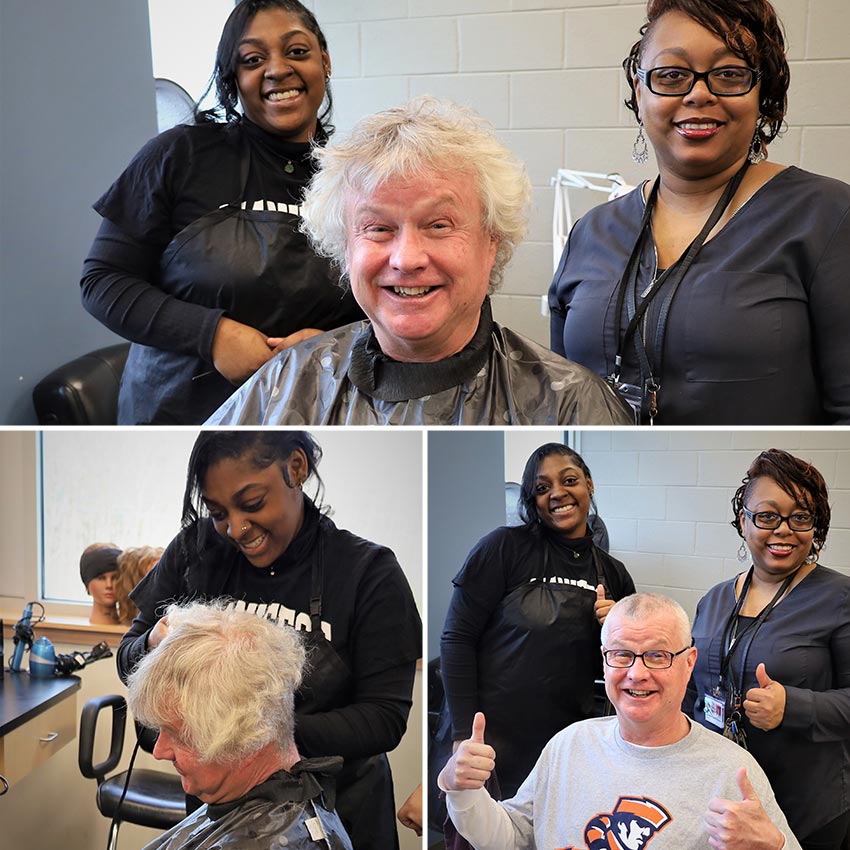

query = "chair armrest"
[78,694,127,782]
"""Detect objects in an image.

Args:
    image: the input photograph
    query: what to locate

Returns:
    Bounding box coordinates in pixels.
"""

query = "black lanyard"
[718,565,797,694]
[609,159,751,422]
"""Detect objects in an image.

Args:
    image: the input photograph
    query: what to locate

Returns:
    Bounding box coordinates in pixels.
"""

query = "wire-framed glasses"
[742,507,816,532]
[603,646,691,669]
[637,65,761,97]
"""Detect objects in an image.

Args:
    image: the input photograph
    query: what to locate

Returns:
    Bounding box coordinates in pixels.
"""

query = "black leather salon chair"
[78,694,186,850]
[32,343,129,425]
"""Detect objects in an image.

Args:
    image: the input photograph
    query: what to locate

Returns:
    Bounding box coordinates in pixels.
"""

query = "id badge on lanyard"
[704,686,747,747]
[703,690,726,729]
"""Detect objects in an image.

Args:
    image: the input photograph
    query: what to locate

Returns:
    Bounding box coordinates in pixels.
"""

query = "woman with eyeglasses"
[548,0,850,425]
[685,449,850,850]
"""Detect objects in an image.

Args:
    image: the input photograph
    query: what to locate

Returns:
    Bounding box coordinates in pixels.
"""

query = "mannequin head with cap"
[79,542,121,625]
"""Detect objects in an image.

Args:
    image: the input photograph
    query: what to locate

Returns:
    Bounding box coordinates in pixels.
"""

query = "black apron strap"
[590,546,607,592]
[309,532,324,633]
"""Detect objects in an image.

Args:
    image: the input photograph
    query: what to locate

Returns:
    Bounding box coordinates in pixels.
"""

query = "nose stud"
[241,524,248,532]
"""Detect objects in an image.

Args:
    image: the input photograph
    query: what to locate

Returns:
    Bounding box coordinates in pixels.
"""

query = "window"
[40,430,199,604]
[148,0,236,113]
[32,430,422,614]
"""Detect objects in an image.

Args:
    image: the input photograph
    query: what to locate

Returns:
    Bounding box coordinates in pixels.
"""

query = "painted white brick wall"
[577,430,850,620]
[311,0,850,345]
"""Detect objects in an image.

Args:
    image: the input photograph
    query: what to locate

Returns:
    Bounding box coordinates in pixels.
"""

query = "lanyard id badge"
[703,690,726,729]
[704,687,746,747]
[702,566,796,749]
[608,159,750,424]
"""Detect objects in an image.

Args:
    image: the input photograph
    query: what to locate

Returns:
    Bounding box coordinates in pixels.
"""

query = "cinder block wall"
[579,429,850,619]
[315,0,850,345]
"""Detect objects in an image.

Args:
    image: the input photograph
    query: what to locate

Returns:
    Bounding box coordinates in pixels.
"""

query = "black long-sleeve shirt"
[118,497,421,760]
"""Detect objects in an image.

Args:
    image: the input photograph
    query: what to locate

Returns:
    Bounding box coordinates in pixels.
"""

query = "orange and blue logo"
[559,795,672,850]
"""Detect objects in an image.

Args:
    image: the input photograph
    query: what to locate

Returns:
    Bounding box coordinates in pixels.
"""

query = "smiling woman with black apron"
[80,0,363,424]
[117,431,422,850]
[439,443,635,802]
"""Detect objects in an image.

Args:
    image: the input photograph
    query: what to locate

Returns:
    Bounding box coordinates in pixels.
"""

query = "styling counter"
[0,673,80,794]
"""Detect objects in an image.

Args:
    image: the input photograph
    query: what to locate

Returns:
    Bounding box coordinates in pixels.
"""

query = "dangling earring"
[748,121,766,164]
[737,541,749,563]
[632,123,649,165]
[805,550,818,565]
[325,69,331,83]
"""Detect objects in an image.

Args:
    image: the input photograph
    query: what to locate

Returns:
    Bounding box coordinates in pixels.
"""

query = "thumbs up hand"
[705,768,785,850]
[743,663,787,731]
[438,712,496,791]
[594,584,615,625]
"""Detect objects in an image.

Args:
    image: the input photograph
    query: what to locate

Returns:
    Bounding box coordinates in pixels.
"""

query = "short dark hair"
[518,443,594,528]
[181,430,323,528]
[623,0,789,147]
[195,0,334,132]
[730,448,831,556]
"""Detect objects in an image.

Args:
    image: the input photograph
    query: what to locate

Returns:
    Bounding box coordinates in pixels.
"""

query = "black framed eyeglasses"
[742,507,816,532]
[602,646,691,669]
[637,65,761,97]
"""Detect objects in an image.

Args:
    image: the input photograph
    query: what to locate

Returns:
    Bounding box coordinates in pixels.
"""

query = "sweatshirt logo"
[226,598,332,641]
[558,796,672,850]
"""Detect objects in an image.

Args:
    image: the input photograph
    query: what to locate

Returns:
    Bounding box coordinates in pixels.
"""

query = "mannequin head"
[80,542,121,625]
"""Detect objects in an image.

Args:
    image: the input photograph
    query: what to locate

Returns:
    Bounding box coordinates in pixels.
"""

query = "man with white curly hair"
[127,601,352,850]
[207,97,630,426]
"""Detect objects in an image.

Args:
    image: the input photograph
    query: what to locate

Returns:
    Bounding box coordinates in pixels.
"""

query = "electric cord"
[110,719,143,839]
[12,601,45,653]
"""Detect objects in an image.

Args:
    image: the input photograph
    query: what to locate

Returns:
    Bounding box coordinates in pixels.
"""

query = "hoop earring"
[632,123,649,165]
[737,541,749,563]
[748,122,766,164]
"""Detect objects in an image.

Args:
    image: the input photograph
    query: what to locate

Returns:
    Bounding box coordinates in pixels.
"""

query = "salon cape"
[207,300,632,426]
[140,758,352,850]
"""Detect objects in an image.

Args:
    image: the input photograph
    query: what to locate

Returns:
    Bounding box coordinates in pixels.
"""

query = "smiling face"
[533,453,593,538]
[635,10,761,180]
[234,7,329,141]
[201,451,306,568]
[741,476,816,581]
[603,609,696,746]
[344,170,499,362]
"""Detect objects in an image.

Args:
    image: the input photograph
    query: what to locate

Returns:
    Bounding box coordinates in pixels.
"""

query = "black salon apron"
[475,542,606,797]
[295,533,399,850]
[118,138,361,425]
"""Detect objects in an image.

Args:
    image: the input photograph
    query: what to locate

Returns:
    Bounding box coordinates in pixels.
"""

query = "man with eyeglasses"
[438,593,801,850]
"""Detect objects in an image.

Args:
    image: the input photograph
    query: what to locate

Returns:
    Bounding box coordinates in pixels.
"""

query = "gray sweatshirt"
[445,716,801,850]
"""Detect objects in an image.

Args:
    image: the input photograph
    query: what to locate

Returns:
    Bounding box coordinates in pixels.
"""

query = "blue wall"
[427,430,506,660]
[0,0,158,423]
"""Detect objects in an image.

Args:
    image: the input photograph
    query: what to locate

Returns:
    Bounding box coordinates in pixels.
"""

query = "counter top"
[0,673,81,737]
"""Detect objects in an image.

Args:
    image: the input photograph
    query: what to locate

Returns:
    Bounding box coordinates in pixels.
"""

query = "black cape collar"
[206,756,343,821]
[348,298,493,401]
